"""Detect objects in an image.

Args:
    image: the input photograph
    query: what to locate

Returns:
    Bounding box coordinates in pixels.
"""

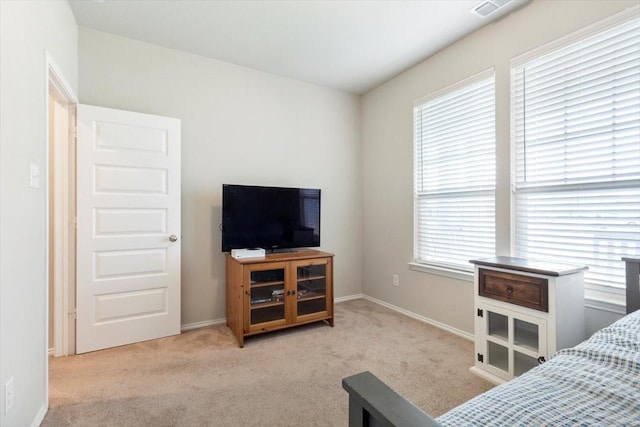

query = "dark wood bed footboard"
[342,371,442,427]
[623,257,640,314]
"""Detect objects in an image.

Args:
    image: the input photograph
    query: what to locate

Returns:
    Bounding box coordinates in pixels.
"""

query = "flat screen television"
[221,184,321,252]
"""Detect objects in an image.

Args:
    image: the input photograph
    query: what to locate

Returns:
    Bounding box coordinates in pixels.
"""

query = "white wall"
[360,0,637,335]
[78,28,363,327]
[0,1,77,425]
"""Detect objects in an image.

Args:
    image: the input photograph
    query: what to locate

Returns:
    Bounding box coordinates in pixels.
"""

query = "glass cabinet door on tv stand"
[246,262,288,331]
[293,258,332,323]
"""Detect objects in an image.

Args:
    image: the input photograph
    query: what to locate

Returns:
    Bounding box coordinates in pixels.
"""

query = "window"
[414,70,496,271]
[512,15,640,305]
[300,188,320,239]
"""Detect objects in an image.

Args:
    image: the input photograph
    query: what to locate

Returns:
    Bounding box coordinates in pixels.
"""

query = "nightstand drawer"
[479,269,548,312]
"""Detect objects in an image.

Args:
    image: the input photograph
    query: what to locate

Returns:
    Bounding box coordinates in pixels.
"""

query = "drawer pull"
[507,285,514,295]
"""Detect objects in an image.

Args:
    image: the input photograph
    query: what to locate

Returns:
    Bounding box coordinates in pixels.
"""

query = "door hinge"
[477,308,483,318]
[477,353,484,363]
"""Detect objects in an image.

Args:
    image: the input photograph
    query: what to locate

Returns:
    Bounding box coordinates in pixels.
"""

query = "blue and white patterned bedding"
[437,310,640,426]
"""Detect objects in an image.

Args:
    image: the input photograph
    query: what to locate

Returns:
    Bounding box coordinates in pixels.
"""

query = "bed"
[343,257,640,426]
[439,308,640,425]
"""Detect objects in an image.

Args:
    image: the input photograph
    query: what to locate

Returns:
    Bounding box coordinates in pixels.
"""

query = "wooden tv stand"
[225,249,334,347]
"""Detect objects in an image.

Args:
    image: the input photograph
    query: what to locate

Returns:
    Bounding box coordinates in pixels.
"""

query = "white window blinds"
[512,16,640,303]
[414,70,496,270]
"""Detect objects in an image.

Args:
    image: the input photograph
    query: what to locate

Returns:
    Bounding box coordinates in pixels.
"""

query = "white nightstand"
[469,256,587,384]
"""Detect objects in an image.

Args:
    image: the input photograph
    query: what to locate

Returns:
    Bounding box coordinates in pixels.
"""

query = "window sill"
[584,290,626,315]
[408,262,473,282]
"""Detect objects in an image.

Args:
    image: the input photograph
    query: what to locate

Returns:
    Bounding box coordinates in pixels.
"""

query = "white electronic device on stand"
[231,248,266,259]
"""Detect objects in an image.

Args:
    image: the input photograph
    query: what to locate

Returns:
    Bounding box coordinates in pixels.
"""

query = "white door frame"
[46,51,78,358]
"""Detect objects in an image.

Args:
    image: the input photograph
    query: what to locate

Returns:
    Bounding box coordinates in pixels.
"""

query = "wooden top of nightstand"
[470,256,588,277]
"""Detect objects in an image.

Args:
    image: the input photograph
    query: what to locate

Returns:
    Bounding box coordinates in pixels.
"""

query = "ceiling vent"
[472,0,512,18]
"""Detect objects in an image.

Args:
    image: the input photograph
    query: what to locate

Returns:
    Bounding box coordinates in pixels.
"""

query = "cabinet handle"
[286,290,291,296]
[507,285,514,295]
[292,289,296,295]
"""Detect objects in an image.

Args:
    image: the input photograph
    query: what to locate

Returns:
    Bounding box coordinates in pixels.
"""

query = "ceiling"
[69,0,529,94]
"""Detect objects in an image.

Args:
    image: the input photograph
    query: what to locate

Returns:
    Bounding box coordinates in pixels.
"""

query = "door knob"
[169,235,178,242]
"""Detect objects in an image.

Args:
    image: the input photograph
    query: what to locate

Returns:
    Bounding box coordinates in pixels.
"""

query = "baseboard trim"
[335,294,364,303]
[362,295,474,341]
[177,293,472,342]
[179,295,366,332]
[32,402,48,427]
[181,318,226,332]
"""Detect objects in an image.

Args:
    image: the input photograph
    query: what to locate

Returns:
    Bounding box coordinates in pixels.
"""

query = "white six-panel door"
[76,105,181,353]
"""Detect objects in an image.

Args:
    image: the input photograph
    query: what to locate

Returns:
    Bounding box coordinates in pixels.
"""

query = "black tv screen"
[221,184,321,252]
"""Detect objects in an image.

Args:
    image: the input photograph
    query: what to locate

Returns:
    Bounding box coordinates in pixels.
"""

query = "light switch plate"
[5,377,14,414]
[29,162,40,188]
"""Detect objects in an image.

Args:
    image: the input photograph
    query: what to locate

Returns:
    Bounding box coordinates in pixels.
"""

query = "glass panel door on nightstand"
[296,262,327,318]
[486,311,509,374]
[479,303,546,380]
[513,315,547,376]
[247,265,287,328]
